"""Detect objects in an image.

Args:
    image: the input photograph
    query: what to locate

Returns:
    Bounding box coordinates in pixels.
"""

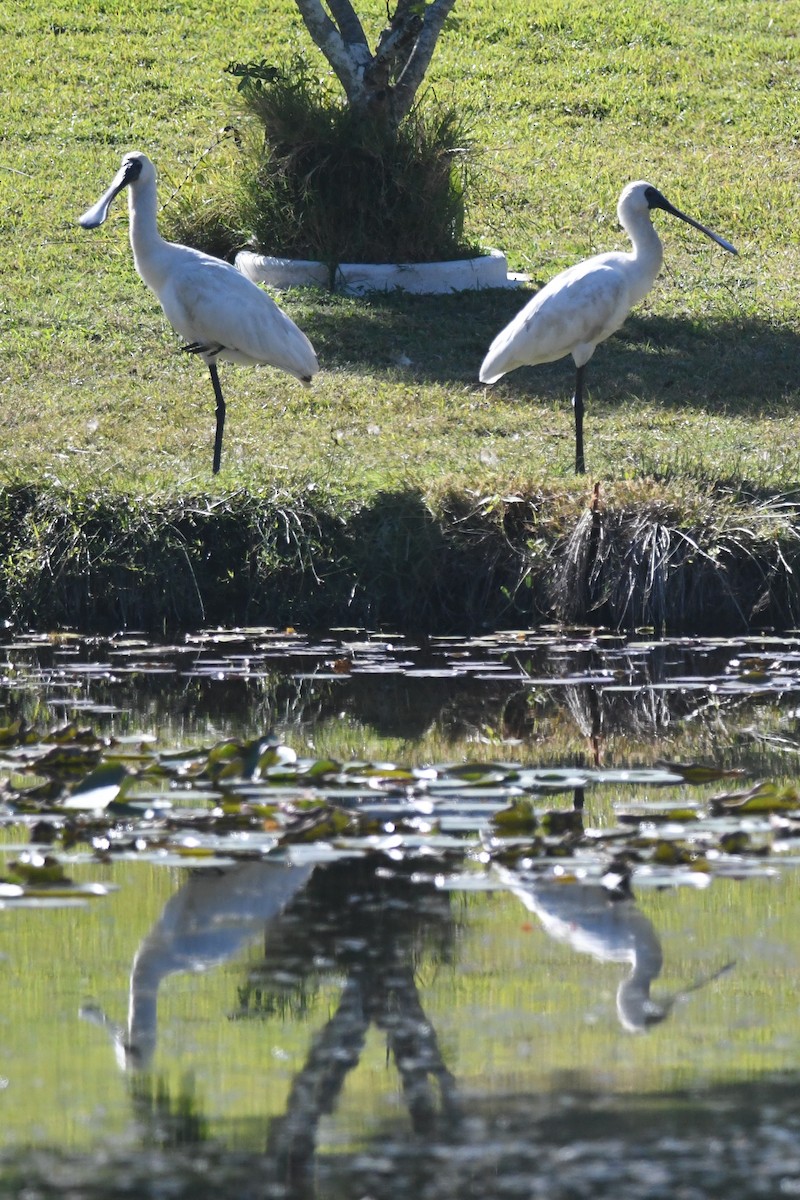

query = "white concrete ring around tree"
[235,249,527,296]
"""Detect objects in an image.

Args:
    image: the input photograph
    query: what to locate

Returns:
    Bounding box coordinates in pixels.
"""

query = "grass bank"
[1,479,797,634]
[2,0,800,631]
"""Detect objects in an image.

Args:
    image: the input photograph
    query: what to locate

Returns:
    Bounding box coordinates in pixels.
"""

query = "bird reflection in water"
[497,862,734,1031]
[81,858,316,1071]
[79,849,736,1197]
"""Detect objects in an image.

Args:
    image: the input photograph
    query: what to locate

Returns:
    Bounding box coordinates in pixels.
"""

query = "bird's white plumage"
[480,182,667,385]
[478,180,736,474]
[109,153,318,380]
[155,250,317,378]
[480,254,634,381]
[79,151,319,471]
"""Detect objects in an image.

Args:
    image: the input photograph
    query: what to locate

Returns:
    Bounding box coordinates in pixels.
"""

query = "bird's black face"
[120,156,144,186]
[644,185,669,212]
[78,154,144,229]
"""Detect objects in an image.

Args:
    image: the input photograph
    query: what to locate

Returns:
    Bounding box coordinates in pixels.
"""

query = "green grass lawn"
[2,0,800,629]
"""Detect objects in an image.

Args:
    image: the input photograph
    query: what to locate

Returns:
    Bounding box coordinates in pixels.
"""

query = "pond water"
[3,627,800,1198]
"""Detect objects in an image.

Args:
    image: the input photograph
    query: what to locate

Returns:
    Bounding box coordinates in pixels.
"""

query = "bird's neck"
[626,220,664,306]
[127,185,168,289]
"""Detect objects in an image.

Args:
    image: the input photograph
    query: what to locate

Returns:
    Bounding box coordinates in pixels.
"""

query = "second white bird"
[479,181,737,475]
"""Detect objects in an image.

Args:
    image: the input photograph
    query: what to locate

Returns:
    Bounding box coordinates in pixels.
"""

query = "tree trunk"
[292,0,458,128]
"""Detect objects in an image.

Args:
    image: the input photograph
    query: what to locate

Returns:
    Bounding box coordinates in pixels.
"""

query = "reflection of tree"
[265,958,460,1195]
[81,853,461,1194]
[245,858,461,1191]
[128,1072,209,1148]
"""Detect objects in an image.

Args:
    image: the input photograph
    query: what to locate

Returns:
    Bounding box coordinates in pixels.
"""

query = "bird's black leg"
[209,363,226,475]
[573,364,586,475]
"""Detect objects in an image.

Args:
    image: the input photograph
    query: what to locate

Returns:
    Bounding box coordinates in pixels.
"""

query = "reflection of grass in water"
[286,686,800,821]
[3,632,799,795]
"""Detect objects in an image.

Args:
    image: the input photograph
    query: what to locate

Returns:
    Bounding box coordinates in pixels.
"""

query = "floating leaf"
[492,799,538,835]
[341,762,415,782]
[0,719,38,747]
[7,853,69,885]
[719,830,753,854]
[62,763,129,811]
[616,805,701,825]
[202,741,247,781]
[711,780,800,814]
[6,778,64,807]
[302,757,341,778]
[282,806,352,843]
[169,843,216,859]
[446,763,517,784]
[517,768,593,793]
[650,841,708,868]
[656,760,746,785]
[487,840,545,866]
[538,810,584,837]
[36,744,102,775]
[47,723,100,746]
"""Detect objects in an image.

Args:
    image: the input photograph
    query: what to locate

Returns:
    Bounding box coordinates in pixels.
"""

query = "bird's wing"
[159,255,319,382]
[480,255,632,382]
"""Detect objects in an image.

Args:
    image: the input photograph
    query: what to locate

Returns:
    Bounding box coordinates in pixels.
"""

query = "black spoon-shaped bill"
[645,187,738,255]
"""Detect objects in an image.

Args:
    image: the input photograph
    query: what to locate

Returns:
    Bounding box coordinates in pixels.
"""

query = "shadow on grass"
[304,288,800,415]
[304,286,534,383]
[343,488,530,632]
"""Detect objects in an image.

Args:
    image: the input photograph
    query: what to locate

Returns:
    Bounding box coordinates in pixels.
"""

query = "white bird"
[79,151,319,474]
[479,181,737,474]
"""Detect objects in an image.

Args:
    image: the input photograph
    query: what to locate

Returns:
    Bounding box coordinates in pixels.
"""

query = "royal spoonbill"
[78,151,319,474]
[479,181,737,474]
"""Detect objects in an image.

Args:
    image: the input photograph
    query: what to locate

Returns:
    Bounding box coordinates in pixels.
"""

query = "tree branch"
[391,0,459,120]
[292,0,371,102]
[292,0,459,124]
[326,0,370,50]
[365,7,423,94]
